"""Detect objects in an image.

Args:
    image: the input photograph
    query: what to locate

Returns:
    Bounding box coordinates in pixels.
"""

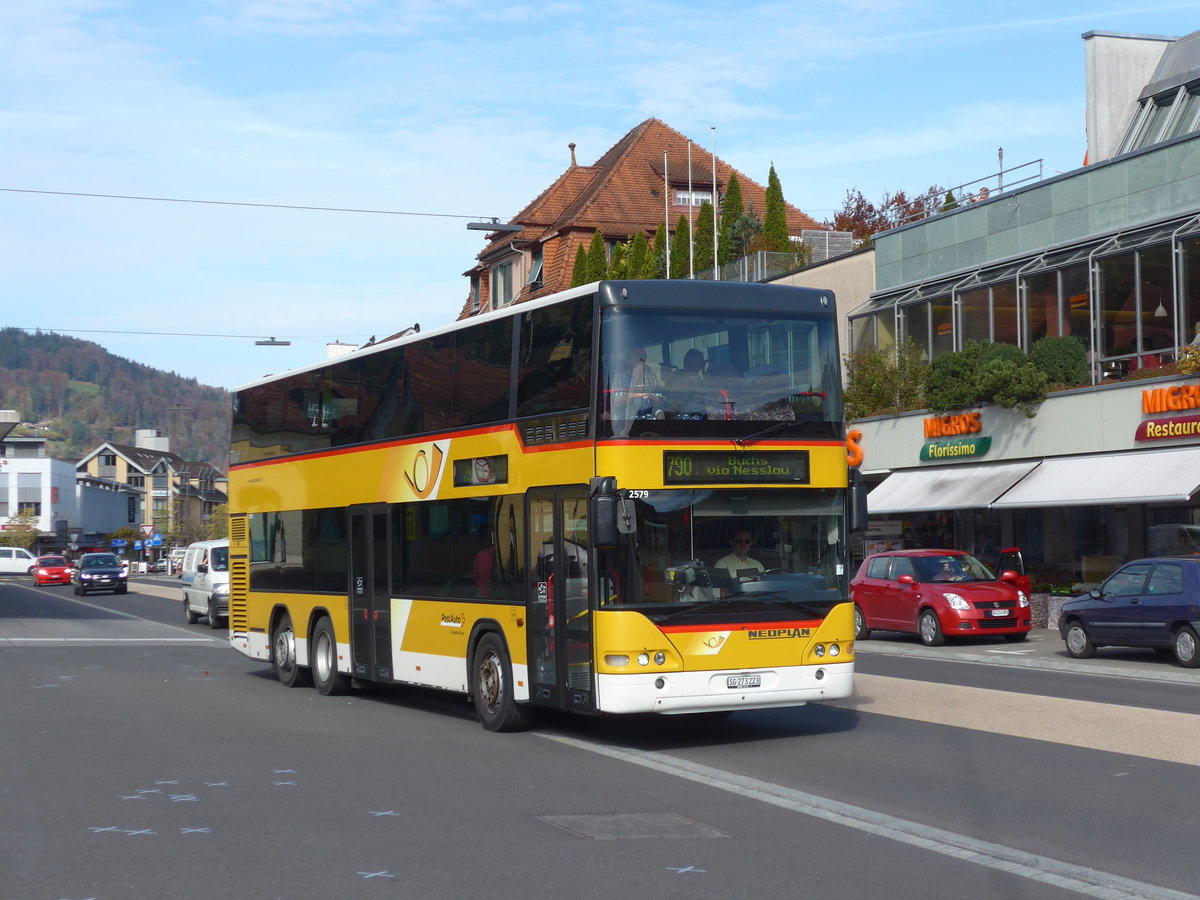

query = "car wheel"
[1172,625,1200,668]
[1064,620,1095,659]
[184,595,199,625]
[311,617,351,695]
[853,604,871,640]
[471,632,533,732]
[272,612,311,688]
[207,599,223,630]
[917,609,945,646]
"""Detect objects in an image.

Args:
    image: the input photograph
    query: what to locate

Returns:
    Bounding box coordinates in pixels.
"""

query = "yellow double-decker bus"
[228,279,865,730]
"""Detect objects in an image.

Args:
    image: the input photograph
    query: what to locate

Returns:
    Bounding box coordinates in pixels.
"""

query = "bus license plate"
[727,674,761,689]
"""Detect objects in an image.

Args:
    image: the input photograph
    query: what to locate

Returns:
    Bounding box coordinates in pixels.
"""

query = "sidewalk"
[855,626,1200,685]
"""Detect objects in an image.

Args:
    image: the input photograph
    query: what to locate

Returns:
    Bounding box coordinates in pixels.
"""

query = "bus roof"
[234,279,835,393]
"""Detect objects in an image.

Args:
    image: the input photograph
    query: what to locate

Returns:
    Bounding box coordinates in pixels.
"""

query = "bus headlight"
[829,643,841,657]
[653,651,666,665]
[637,653,650,666]
[814,644,826,658]
[604,654,630,667]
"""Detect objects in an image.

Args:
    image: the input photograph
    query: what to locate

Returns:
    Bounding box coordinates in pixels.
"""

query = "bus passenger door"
[350,504,392,682]
[527,486,594,713]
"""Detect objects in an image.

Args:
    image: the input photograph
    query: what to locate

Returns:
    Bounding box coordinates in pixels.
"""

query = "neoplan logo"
[748,627,812,640]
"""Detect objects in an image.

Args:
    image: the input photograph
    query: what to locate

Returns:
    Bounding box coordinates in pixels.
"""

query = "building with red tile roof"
[460,118,822,318]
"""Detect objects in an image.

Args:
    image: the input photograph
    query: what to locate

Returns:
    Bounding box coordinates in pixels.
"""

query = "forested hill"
[0,328,231,467]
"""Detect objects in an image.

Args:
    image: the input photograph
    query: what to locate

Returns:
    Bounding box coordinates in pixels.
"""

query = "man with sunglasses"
[716,530,765,580]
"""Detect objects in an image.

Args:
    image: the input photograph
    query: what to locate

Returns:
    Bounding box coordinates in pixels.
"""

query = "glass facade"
[849,218,1200,381]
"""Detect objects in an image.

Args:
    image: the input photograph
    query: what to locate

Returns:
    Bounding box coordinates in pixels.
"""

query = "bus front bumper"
[594,661,854,715]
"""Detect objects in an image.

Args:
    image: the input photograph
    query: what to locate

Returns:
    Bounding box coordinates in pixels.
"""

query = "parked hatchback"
[851,549,1032,646]
[72,552,128,595]
[32,555,73,586]
[1058,557,1200,667]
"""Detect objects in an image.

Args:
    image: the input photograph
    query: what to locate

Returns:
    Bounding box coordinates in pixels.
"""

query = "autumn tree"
[826,184,946,244]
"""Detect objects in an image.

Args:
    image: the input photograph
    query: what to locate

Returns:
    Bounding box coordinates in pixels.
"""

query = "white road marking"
[541,731,1199,900]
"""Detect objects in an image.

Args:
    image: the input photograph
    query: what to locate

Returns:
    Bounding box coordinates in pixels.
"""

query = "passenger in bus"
[716,530,765,580]
[611,346,664,430]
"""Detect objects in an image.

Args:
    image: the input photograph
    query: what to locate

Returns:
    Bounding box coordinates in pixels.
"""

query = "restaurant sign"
[1137,385,1200,442]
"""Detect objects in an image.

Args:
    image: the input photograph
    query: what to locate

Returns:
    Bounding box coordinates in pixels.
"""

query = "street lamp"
[467,219,523,234]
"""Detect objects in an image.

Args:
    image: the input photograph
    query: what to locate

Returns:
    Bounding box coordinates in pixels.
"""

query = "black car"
[1058,556,1200,667]
[72,552,128,596]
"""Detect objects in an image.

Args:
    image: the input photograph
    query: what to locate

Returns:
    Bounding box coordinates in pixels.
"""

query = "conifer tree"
[693,202,716,276]
[585,230,608,282]
[627,230,650,280]
[608,241,628,280]
[671,214,691,279]
[570,243,589,287]
[718,172,744,265]
[651,222,668,278]
[763,164,790,253]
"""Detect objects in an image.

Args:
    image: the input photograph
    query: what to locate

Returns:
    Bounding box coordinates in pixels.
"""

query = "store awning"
[991,447,1200,508]
[868,460,1042,515]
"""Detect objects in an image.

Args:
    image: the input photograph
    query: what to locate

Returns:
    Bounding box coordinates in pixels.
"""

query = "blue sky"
[4,1,1200,391]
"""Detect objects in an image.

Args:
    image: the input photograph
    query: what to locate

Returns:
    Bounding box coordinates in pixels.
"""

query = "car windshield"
[911,554,996,583]
[40,557,68,567]
[84,555,120,569]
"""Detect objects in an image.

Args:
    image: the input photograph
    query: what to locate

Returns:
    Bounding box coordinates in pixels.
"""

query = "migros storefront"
[853,375,1200,589]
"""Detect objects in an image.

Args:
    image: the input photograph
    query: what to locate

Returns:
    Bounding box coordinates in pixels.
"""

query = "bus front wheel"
[312,616,352,695]
[471,633,532,733]
[272,612,312,688]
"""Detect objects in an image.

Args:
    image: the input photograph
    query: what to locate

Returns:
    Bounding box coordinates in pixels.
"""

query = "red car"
[31,555,73,587]
[851,549,1032,646]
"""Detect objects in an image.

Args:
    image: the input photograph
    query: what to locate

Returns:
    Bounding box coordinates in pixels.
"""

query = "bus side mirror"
[591,476,636,548]
[848,467,869,533]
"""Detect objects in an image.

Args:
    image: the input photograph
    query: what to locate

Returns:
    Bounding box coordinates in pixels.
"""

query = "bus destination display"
[662,450,810,485]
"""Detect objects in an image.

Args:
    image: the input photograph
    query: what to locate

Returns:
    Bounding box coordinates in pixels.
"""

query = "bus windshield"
[603,489,847,616]
[600,307,842,440]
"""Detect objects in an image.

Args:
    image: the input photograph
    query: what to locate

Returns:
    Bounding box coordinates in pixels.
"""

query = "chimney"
[569,142,577,167]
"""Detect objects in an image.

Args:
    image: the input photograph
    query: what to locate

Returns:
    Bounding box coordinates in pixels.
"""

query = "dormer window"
[492,260,514,306]
[674,188,714,207]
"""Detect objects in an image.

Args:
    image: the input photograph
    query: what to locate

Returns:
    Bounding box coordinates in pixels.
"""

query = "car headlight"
[213,583,229,596]
[1017,590,1029,607]
[943,592,970,610]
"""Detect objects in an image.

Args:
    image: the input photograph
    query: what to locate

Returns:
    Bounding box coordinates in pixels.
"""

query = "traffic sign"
[134,541,143,550]
[140,524,154,538]
[152,535,163,546]
[112,539,127,547]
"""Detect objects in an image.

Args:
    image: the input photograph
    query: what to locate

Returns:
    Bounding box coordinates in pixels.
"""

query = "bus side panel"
[389,598,530,701]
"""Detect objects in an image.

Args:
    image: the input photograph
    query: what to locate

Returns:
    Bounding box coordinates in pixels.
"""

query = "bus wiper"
[651,597,729,623]
[736,590,828,616]
[732,420,793,448]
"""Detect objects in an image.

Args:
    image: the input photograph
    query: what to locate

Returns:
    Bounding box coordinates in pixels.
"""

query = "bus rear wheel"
[272,612,311,688]
[471,633,532,732]
[312,616,351,695]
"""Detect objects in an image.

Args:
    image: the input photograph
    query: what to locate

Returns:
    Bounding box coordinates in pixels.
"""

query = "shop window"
[1181,236,1200,345]
[1062,265,1091,349]
[1024,271,1062,343]
[930,295,953,356]
[959,287,990,344]
[1098,253,1137,358]
[901,301,930,359]
[991,281,1019,345]
[1139,243,1174,357]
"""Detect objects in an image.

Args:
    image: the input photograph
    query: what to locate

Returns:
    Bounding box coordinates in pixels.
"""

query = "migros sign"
[923,411,981,438]
[1138,384,1200,442]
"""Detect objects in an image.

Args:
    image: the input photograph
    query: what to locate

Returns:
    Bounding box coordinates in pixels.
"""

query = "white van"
[181,539,230,629]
